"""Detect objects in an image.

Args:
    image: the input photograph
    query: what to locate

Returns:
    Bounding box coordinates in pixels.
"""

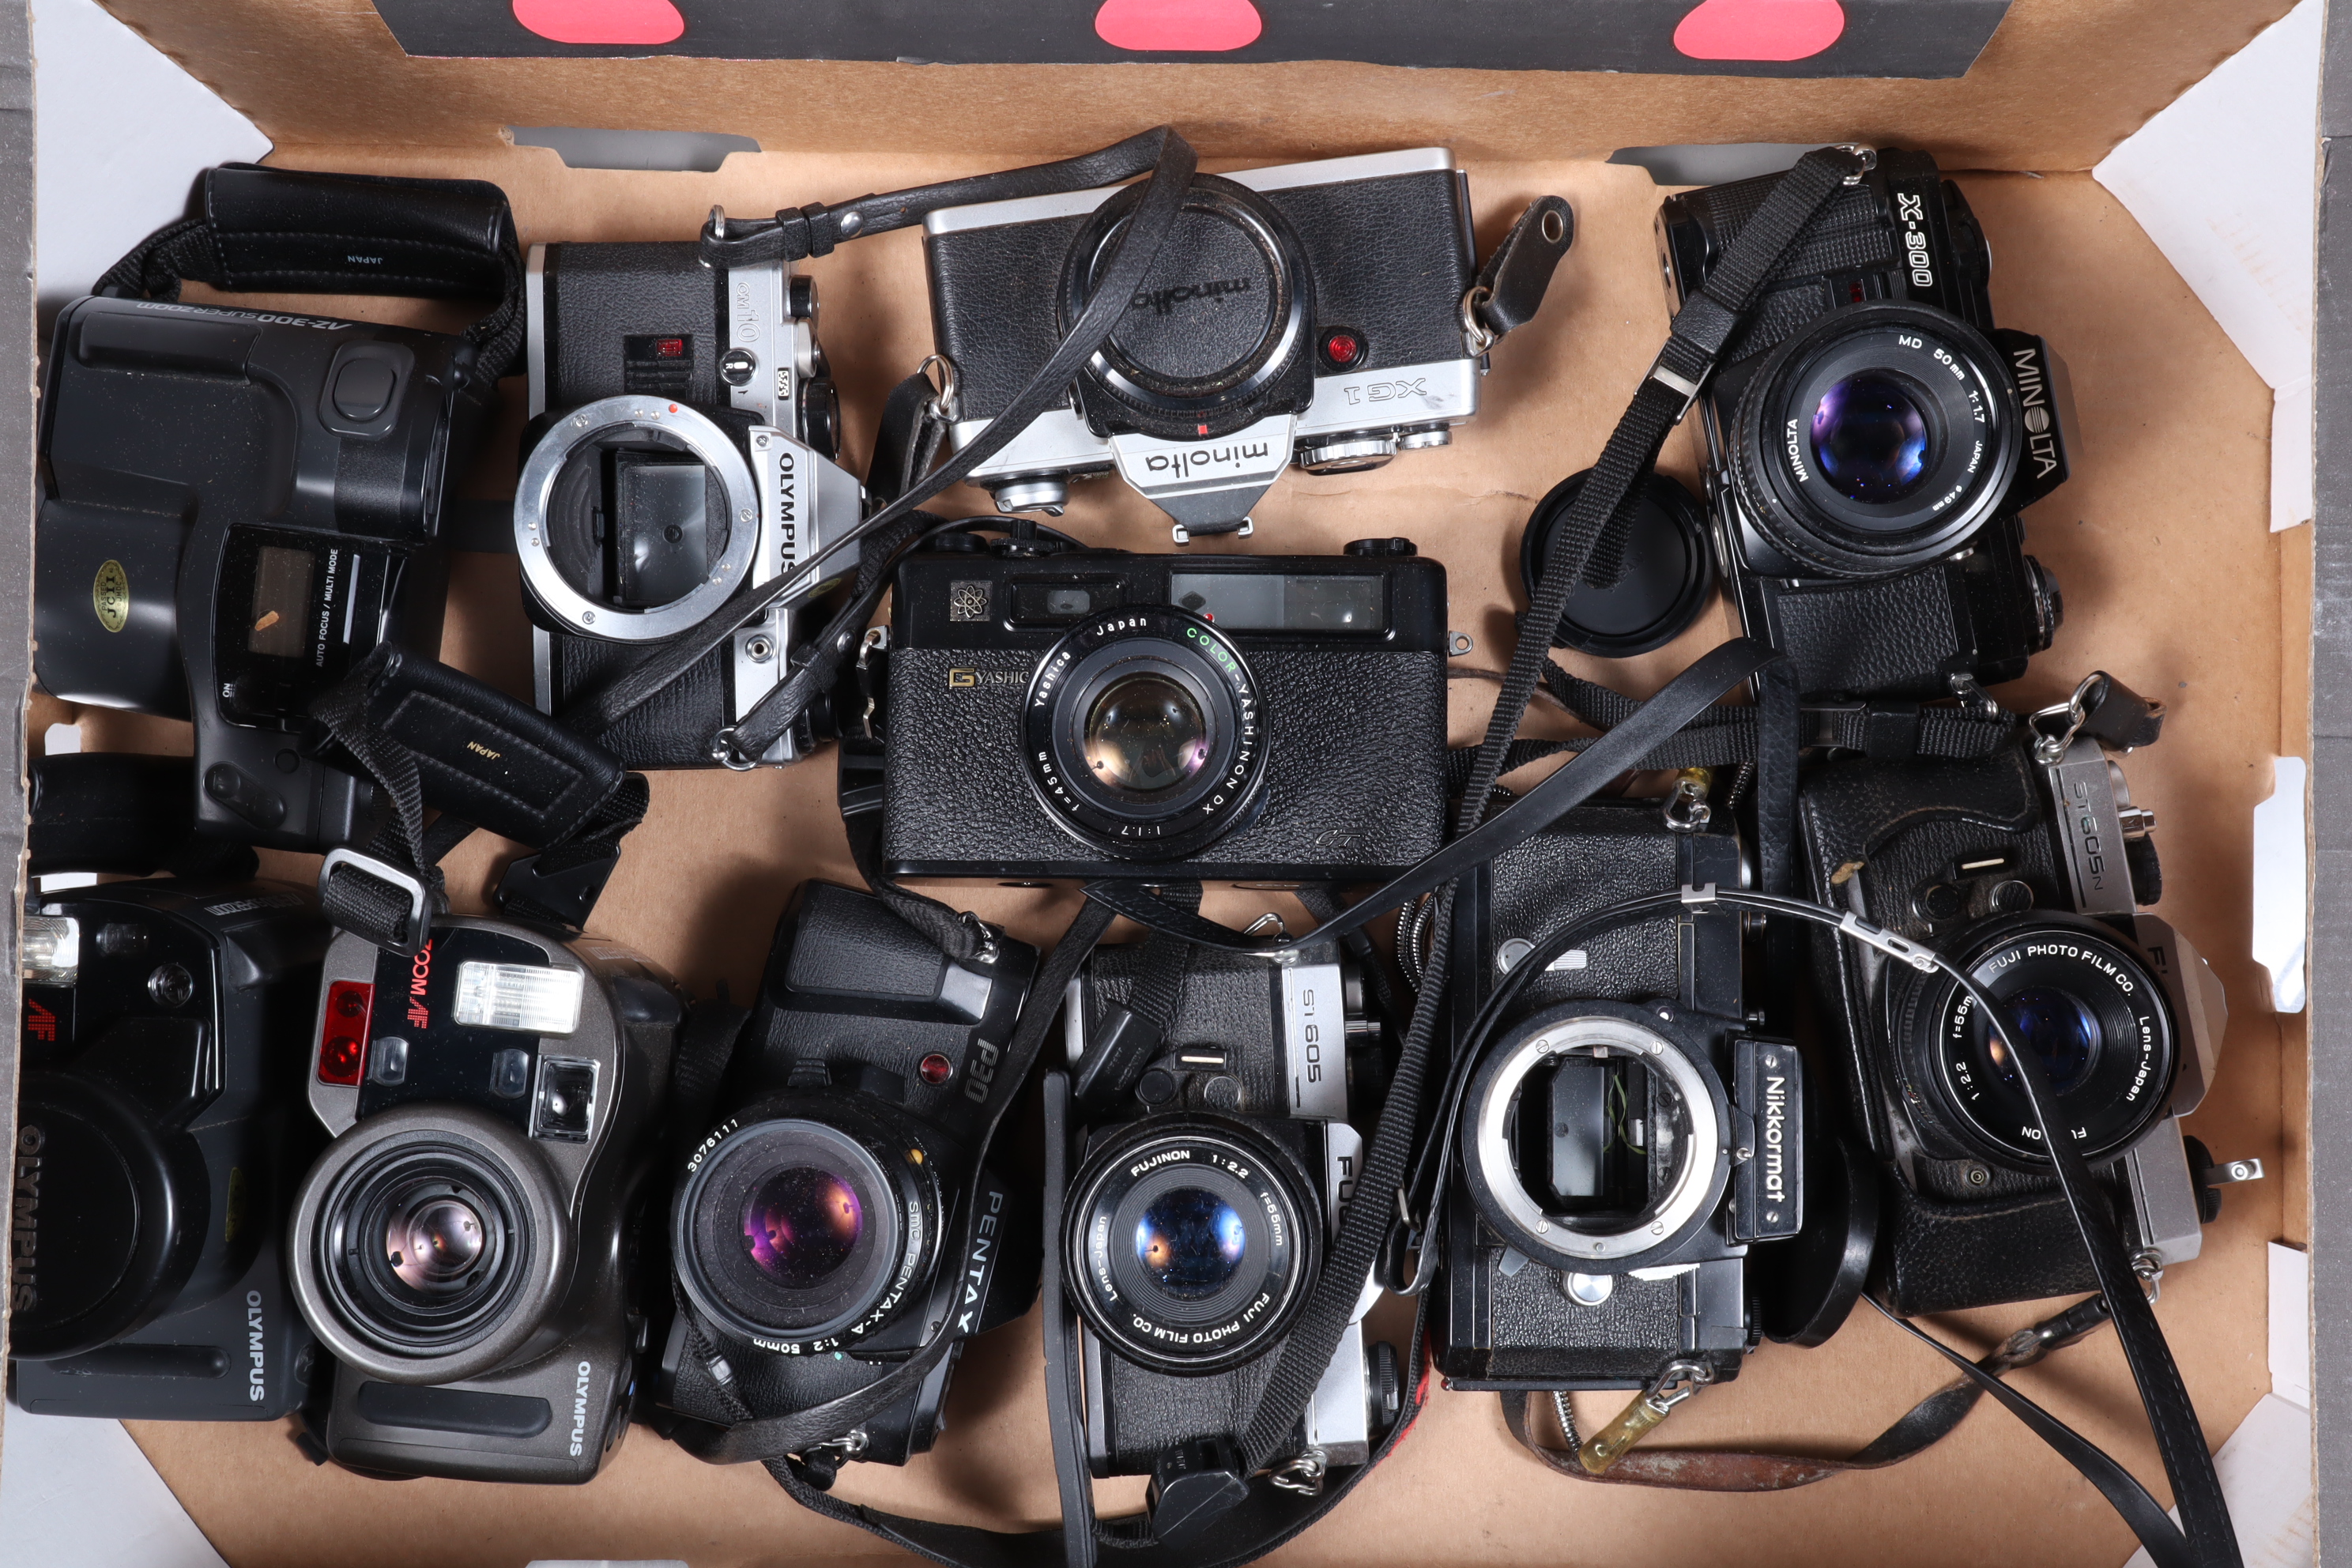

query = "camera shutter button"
[332,357,398,422]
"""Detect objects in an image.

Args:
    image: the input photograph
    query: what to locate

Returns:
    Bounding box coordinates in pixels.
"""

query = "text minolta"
[1130,277,1253,317]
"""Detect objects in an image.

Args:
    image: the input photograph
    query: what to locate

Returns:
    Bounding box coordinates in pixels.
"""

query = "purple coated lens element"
[1133,1186,1248,1301]
[741,1166,864,1288]
[1811,371,1931,503]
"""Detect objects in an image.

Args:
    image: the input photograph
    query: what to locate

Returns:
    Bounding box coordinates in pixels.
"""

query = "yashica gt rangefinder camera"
[924,149,1498,539]
[661,884,1039,1475]
[9,867,329,1423]
[1658,147,2068,701]
[1433,797,1811,1394]
[288,918,682,1481]
[1796,676,2245,1314]
[1061,935,1401,1507]
[880,538,1448,882]
[515,241,863,770]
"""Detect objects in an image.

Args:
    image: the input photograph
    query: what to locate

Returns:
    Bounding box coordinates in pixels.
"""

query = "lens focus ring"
[1064,1117,1319,1375]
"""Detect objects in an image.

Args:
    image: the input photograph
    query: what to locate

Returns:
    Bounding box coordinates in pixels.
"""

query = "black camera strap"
[94,163,528,380]
[557,129,1199,756]
[306,645,650,955]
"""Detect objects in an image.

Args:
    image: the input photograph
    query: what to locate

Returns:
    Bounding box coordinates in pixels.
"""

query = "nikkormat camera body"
[661,883,1040,1471]
[1796,688,2228,1315]
[518,242,862,769]
[1434,800,1808,1392]
[923,149,1493,537]
[8,877,330,1422]
[1658,148,2068,700]
[1061,937,1399,1484]
[881,540,1448,881]
[288,918,682,1482]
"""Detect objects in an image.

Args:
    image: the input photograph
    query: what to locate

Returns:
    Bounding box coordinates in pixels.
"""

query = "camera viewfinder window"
[1168,573,1385,632]
[247,545,317,658]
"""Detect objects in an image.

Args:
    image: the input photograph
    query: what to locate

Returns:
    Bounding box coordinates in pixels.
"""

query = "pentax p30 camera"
[36,164,518,850]
[1434,798,1815,1393]
[516,241,863,769]
[1061,935,1400,1505]
[1658,148,2068,700]
[1796,675,2246,1314]
[661,883,1039,1473]
[924,150,1506,538]
[880,540,1448,881]
[288,918,682,1481]
[9,874,329,1423]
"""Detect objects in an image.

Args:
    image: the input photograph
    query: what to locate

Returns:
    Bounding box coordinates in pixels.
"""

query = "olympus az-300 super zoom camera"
[515,241,862,769]
[288,918,682,1481]
[924,150,1502,539]
[1658,147,2069,701]
[1796,677,2250,1315]
[1433,797,1815,1393]
[9,876,330,1422]
[661,884,1040,1475]
[880,538,1448,881]
[1061,934,1401,1499]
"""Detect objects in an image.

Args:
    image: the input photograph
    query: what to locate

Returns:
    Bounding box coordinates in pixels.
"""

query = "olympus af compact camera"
[1796,677,2243,1314]
[660,884,1040,1473]
[288,918,682,1481]
[516,241,862,769]
[1658,148,2069,700]
[1432,798,1811,1393]
[880,539,1449,881]
[924,149,1497,538]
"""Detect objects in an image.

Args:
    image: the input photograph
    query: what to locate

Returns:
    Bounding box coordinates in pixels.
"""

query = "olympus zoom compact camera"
[288,918,682,1481]
[515,241,862,769]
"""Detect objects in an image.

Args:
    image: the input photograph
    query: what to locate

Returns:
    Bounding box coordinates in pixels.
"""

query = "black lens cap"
[1519,469,1715,658]
[9,1071,206,1359]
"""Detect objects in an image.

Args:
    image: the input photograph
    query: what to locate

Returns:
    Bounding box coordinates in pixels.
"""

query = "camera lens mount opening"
[515,395,762,643]
[1065,1117,1319,1375]
[674,1110,933,1350]
[1730,303,2023,578]
[1906,919,2180,1164]
[1464,1010,1727,1270]
[1023,605,1270,862]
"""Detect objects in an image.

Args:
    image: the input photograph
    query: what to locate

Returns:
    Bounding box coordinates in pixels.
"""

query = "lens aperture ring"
[1905,918,2179,1165]
[1023,605,1268,862]
[1728,303,2023,578]
[1065,1117,1321,1375]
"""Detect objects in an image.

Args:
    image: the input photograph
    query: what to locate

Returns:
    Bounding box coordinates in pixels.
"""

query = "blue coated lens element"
[1133,1187,1248,1301]
[1987,984,2103,1095]
[741,1166,863,1288]
[1810,371,1932,503]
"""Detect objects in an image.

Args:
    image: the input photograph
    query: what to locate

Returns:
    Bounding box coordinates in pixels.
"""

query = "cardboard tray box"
[0,2,2331,1563]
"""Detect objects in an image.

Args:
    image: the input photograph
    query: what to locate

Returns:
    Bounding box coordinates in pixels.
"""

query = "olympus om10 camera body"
[288,918,682,1481]
[9,878,329,1421]
[1659,148,2068,700]
[518,242,862,769]
[924,149,1489,537]
[1796,691,2227,1314]
[662,884,1040,1470]
[1435,801,1807,1392]
[1062,937,1399,1486]
[881,540,1448,881]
